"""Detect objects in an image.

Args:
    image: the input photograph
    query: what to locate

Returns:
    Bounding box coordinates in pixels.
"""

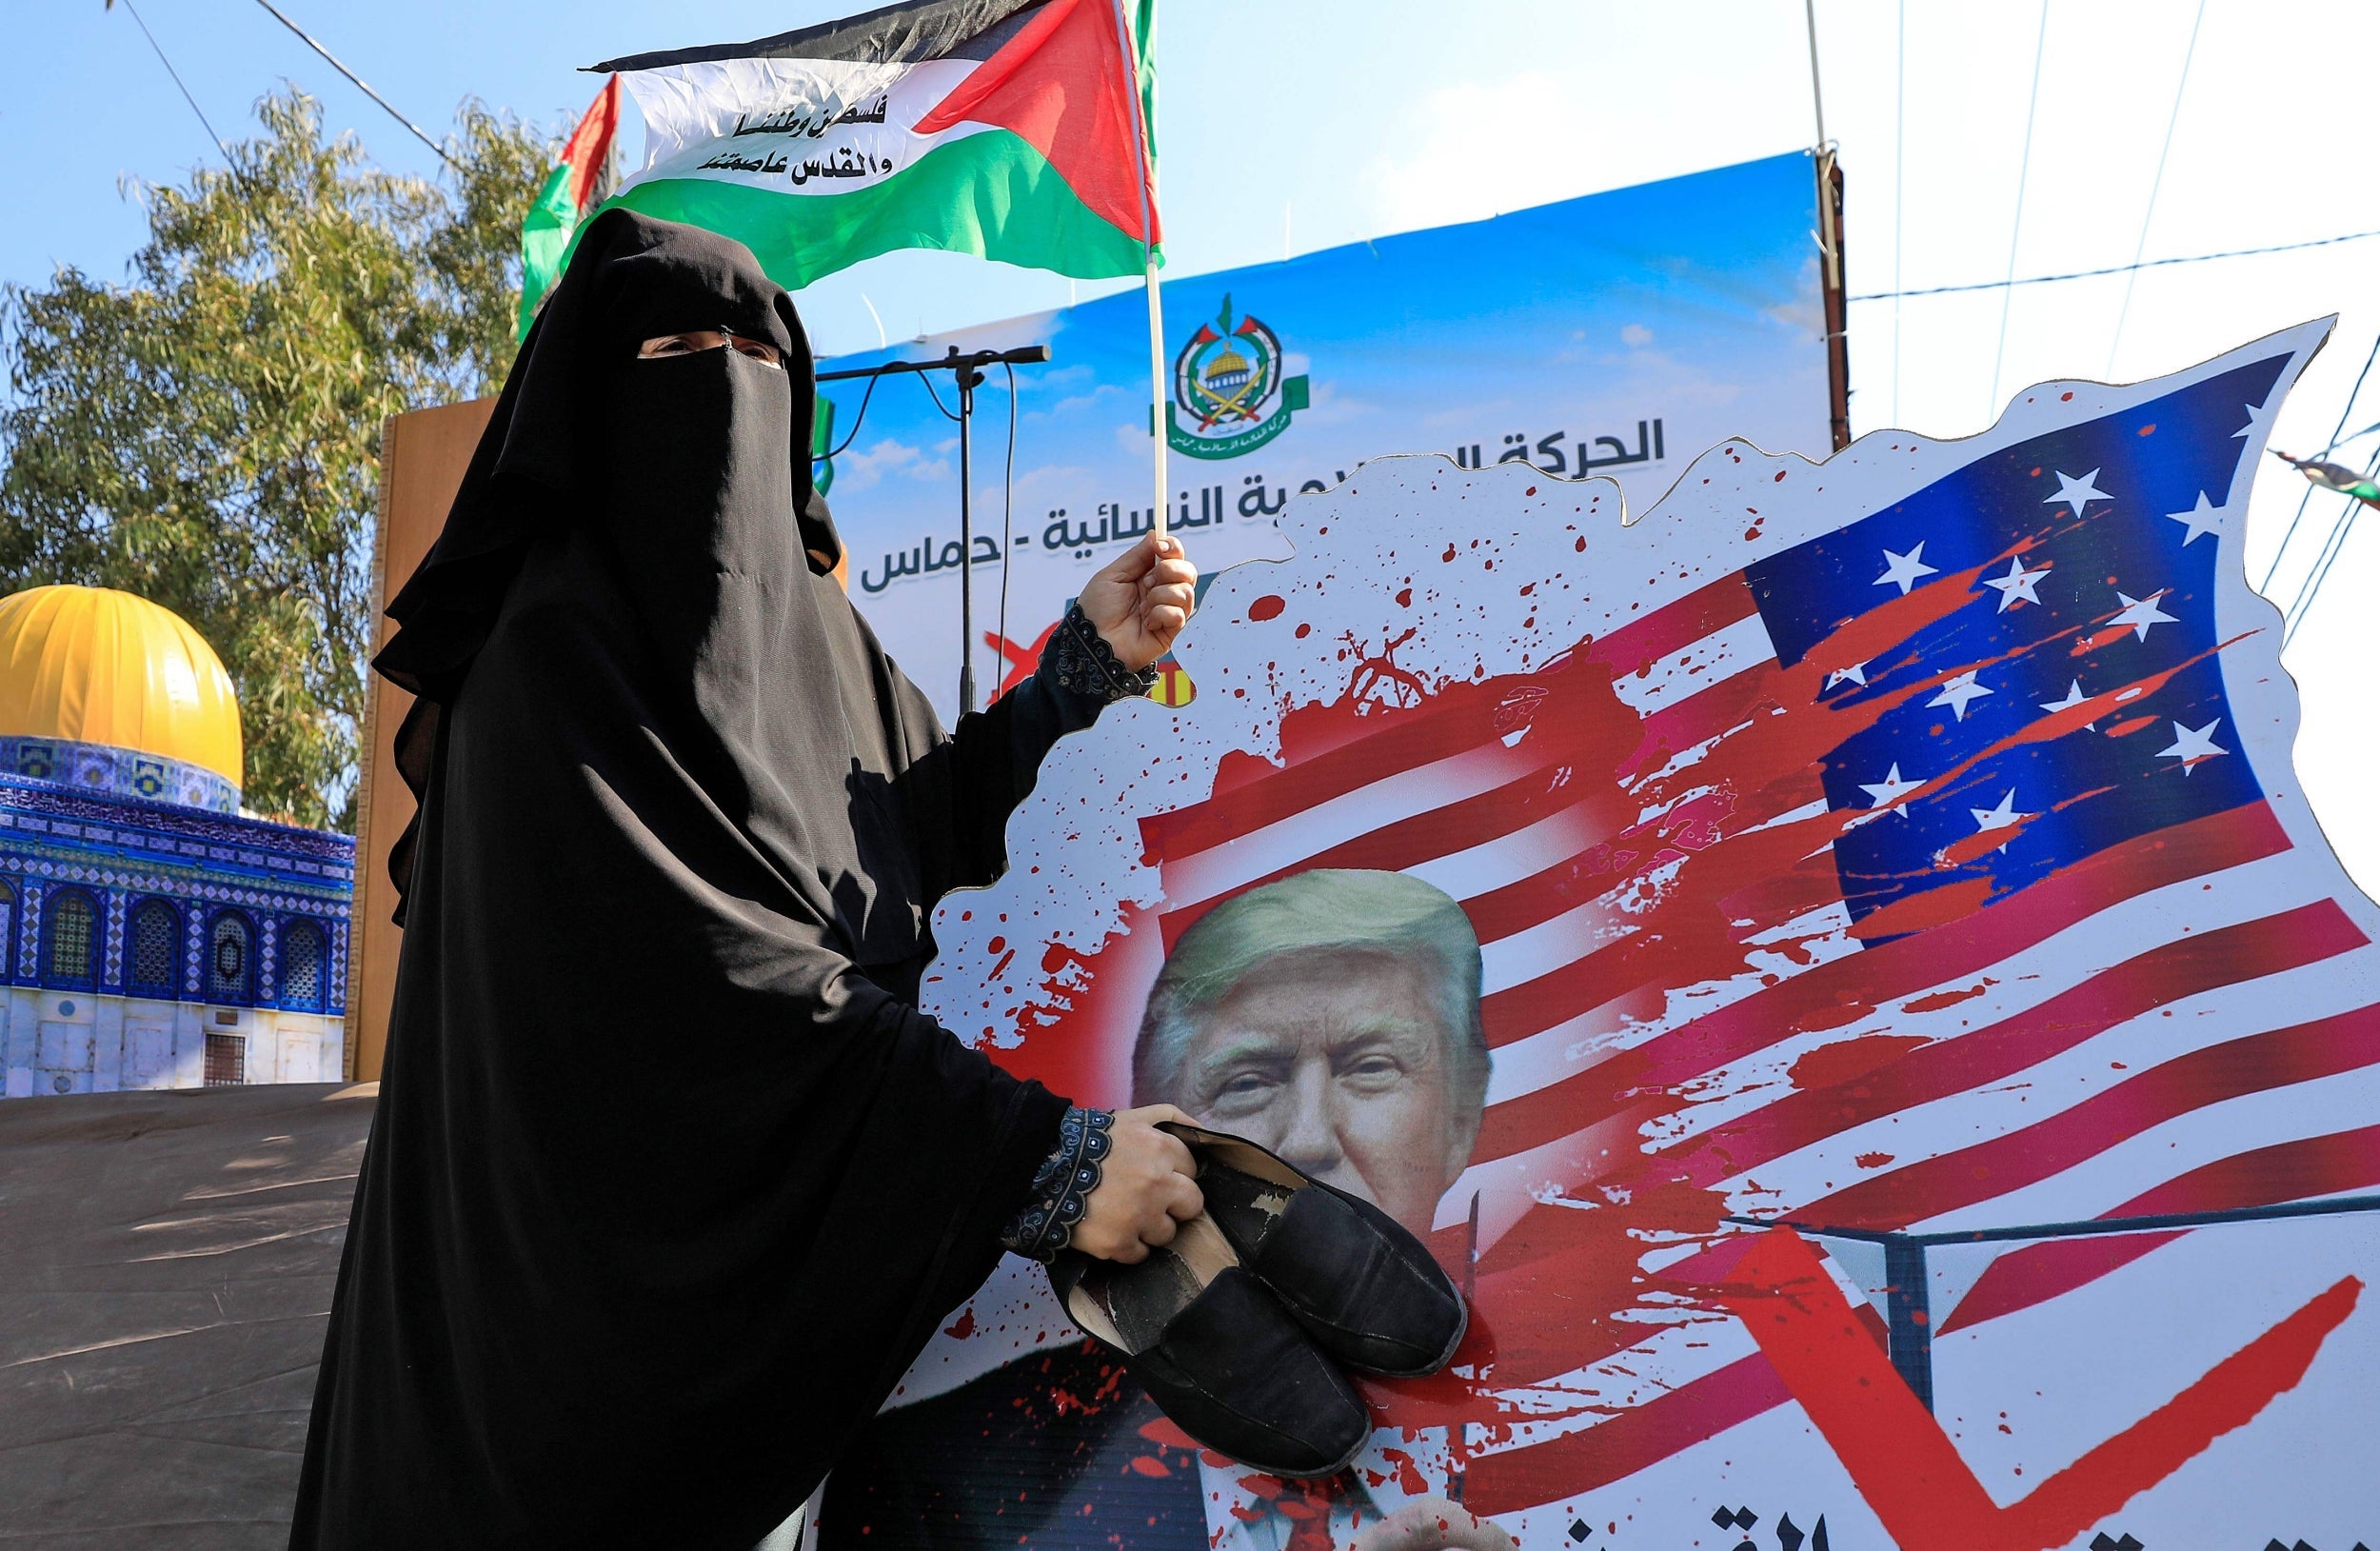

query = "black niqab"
[293,210,1080,1549]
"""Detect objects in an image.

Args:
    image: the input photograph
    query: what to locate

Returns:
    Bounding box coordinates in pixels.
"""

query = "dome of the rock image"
[0,585,243,811]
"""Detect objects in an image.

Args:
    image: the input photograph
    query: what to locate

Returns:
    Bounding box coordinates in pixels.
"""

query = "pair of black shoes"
[1048,1123,1468,1480]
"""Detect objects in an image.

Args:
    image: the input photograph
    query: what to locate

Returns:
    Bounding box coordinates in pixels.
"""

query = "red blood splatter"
[1128,1457,1172,1478]
[1790,1035,1931,1091]
[1941,818,2037,867]
[1902,982,1989,1014]
[985,936,1005,954]
[1855,1151,1895,1168]
[1295,622,1312,638]
[1775,470,1789,482]
[1525,486,1537,496]
[942,1309,975,1339]
[1850,878,1996,939]
[2060,390,2074,401]
[2105,714,2157,737]
[1397,587,1414,606]
[1375,1447,1431,1495]
[1247,594,1285,622]
[1443,544,1458,562]
[2138,423,2156,436]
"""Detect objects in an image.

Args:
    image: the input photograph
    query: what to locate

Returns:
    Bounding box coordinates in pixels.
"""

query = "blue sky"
[11,0,2380,882]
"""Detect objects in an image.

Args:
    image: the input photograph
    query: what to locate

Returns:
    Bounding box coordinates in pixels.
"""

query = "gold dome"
[0,586,243,787]
[1203,345,1251,385]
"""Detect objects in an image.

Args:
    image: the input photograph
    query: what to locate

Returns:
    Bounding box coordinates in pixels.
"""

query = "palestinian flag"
[517,76,624,339]
[585,0,1159,290]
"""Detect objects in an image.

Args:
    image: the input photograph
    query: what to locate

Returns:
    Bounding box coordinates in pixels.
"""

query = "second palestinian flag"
[588,0,1159,290]
[518,76,624,339]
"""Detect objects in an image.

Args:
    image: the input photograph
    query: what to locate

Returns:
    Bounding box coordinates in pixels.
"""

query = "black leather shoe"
[1049,1214,1370,1479]
[1159,1123,1468,1378]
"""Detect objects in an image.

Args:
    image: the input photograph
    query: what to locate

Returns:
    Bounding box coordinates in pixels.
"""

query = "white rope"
[1892,0,1906,427]
[2105,0,2206,378]
[1988,0,2053,419]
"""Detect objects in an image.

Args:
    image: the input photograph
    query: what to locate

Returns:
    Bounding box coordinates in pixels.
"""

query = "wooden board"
[345,397,493,1082]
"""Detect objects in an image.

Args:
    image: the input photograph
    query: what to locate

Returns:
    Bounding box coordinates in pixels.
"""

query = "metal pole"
[957,360,979,716]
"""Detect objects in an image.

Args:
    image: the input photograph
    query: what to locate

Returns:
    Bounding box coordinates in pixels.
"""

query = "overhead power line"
[2283,447,2380,646]
[109,0,233,168]
[246,0,453,169]
[1853,225,2380,302]
[2260,330,2380,596]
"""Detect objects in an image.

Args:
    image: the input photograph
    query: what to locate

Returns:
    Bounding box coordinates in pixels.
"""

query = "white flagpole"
[1144,252,1167,544]
[1117,0,1165,544]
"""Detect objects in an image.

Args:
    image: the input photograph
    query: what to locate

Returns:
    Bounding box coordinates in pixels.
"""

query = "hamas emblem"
[1164,294,1308,460]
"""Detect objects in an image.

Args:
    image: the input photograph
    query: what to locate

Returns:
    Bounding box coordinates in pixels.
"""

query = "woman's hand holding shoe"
[1072,1104,1204,1263]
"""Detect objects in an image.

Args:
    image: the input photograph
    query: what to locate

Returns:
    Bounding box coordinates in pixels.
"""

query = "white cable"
[1988,0,2053,420]
[2105,0,2206,379]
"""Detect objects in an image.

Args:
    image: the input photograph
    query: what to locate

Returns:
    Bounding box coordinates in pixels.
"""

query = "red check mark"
[1718,1228,2360,1551]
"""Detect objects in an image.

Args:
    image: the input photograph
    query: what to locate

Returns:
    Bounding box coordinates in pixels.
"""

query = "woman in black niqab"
[291,210,1200,1550]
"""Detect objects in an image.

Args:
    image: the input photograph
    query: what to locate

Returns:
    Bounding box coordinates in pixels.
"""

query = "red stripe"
[1468,802,2292,1164]
[1141,698,1501,862]
[561,76,622,213]
[1152,776,1635,952]
[1474,767,1834,952]
[1656,900,2370,1199]
[1155,715,1825,959]
[1149,578,1763,865]
[1795,1000,2380,1232]
[1622,661,1794,781]
[1940,1122,2380,1332]
[1582,572,1761,675]
[1460,1354,1791,1517]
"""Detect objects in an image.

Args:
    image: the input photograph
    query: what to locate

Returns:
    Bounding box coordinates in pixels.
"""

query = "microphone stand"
[817,344,1052,715]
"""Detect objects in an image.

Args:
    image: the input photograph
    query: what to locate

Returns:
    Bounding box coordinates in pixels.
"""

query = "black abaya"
[291,211,1100,1550]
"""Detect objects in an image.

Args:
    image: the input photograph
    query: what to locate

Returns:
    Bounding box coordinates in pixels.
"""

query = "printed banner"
[816,318,2380,1551]
[820,150,1831,720]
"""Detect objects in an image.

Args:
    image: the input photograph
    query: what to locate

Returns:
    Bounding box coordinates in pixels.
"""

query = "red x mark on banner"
[1717,1228,2362,1551]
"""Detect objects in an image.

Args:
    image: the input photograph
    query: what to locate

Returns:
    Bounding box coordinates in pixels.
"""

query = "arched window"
[43,888,98,989]
[0,880,15,985]
[128,898,183,999]
[207,910,255,1005]
[278,920,326,1013]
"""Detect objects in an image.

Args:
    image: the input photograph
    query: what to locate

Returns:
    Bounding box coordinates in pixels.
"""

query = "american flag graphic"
[916,320,2370,1529]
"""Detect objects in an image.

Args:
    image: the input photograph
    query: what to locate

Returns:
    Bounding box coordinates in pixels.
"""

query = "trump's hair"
[1131,868,1490,1112]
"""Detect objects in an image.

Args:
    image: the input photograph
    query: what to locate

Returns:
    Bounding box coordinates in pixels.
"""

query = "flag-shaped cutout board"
[589,0,1155,290]
[824,320,2380,1551]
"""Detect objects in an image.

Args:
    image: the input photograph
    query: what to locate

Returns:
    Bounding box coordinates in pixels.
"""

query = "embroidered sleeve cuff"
[998,1105,1114,1262]
[1042,601,1160,706]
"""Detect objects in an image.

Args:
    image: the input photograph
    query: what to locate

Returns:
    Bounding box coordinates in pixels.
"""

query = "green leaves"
[0,90,549,831]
